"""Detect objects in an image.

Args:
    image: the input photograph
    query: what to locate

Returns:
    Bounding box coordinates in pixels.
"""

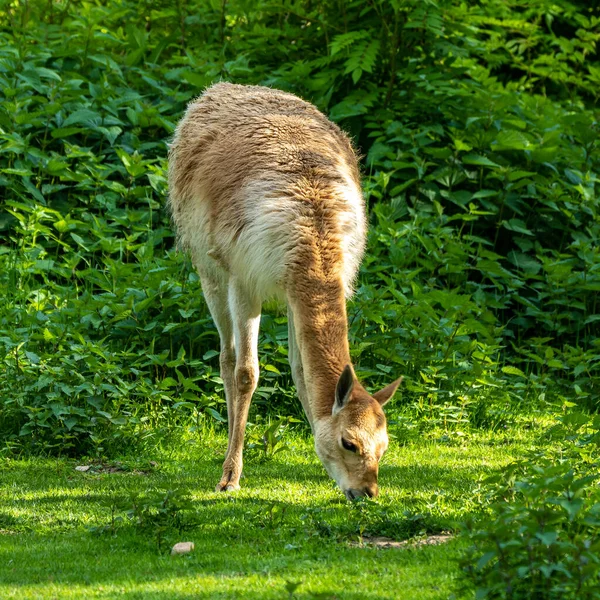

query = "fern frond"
[343,39,381,82]
[329,30,370,57]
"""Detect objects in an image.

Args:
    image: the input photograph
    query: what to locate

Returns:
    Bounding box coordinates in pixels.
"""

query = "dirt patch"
[352,533,453,550]
[74,461,157,475]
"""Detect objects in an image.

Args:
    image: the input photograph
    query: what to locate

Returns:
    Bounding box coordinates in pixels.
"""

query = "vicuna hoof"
[215,481,241,492]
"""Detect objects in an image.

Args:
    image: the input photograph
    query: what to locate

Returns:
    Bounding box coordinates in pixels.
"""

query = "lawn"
[0,423,545,599]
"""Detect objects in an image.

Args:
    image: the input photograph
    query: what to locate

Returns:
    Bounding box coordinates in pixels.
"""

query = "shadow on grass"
[3,457,487,520]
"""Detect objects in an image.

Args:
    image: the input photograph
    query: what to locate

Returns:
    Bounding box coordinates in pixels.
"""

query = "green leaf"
[507,170,536,182]
[63,109,101,127]
[182,71,211,88]
[329,99,368,121]
[503,219,533,236]
[35,67,61,81]
[535,531,558,546]
[63,417,78,430]
[476,551,496,570]
[1,168,33,176]
[70,233,89,250]
[205,407,226,422]
[25,351,41,364]
[507,251,541,275]
[492,130,533,151]
[462,154,500,168]
[22,179,45,204]
[329,30,369,56]
[97,126,122,145]
[502,366,526,377]
[453,139,472,152]
[51,127,84,139]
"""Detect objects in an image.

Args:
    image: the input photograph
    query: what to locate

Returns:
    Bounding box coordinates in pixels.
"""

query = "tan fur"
[169,83,401,499]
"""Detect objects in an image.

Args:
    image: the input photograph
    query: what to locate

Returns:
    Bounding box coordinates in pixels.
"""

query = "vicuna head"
[313,365,402,500]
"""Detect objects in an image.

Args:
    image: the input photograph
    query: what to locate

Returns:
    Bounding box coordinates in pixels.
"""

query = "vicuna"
[168,83,401,500]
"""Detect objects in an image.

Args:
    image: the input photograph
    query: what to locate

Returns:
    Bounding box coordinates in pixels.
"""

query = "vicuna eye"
[342,438,357,453]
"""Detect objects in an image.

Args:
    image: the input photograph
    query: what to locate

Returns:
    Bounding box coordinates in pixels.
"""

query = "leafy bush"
[0,0,599,453]
[461,413,600,599]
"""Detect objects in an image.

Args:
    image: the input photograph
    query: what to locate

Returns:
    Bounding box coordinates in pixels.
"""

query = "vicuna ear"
[372,376,403,407]
[333,364,354,415]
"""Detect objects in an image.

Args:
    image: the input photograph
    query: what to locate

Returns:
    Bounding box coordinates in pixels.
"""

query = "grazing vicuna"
[168,83,401,500]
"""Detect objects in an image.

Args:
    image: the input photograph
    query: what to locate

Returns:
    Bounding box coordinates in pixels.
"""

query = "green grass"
[0,423,549,599]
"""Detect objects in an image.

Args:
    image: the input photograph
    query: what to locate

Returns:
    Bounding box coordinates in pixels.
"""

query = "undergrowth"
[0,0,598,454]
[460,412,600,599]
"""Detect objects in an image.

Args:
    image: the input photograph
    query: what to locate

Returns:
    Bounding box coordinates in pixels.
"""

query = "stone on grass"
[171,542,195,555]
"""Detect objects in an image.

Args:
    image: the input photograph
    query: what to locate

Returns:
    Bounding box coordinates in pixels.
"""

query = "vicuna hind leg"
[215,279,261,491]
[199,270,237,457]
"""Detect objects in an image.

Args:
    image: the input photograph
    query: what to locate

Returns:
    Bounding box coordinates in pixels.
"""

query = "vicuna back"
[168,82,366,301]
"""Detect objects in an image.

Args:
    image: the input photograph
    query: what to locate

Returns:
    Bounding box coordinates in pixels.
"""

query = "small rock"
[171,542,194,555]
[75,465,91,472]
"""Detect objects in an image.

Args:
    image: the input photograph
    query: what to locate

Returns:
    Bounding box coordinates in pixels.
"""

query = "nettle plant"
[461,413,600,599]
[1,0,599,454]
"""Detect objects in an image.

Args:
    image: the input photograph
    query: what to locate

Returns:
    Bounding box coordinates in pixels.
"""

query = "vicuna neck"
[288,274,351,420]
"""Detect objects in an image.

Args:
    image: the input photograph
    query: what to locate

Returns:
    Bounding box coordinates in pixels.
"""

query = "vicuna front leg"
[287,305,314,431]
[215,280,261,491]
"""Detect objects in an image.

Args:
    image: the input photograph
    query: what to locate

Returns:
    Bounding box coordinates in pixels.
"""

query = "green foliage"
[246,417,298,461]
[91,488,197,552]
[0,0,599,455]
[461,413,600,599]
